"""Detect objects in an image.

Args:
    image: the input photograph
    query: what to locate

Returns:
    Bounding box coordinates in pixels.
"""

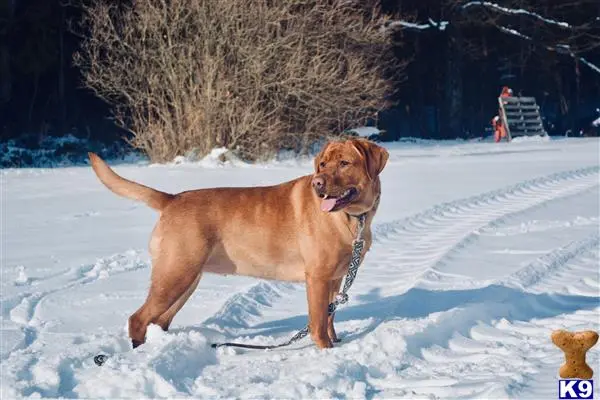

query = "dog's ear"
[350,139,389,180]
[313,142,331,173]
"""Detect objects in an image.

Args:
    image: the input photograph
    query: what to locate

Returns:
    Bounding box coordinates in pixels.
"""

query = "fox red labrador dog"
[88,138,388,349]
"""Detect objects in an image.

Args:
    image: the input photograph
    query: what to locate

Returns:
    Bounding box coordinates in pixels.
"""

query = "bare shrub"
[74,0,404,162]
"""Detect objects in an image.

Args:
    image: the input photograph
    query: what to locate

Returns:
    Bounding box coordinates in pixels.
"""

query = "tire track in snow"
[370,165,599,292]
[203,281,299,330]
[403,233,599,358]
[361,168,599,397]
[1,251,155,398]
[206,165,599,342]
[396,239,599,399]
[501,234,600,292]
[2,251,149,360]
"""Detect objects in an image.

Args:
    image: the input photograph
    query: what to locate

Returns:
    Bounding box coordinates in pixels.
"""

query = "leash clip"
[352,238,365,247]
[335,293,349,304]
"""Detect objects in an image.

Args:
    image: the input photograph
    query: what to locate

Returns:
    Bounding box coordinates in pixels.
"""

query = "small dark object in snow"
[94,354,108,366]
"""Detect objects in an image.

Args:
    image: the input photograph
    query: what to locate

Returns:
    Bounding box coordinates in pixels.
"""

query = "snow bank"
[510,134,550,143]
[74,328,216,398]
[346,126,381,138]
[0,135,142,168]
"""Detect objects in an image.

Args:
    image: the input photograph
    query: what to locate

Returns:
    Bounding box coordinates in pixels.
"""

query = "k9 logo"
[559,380,594,399]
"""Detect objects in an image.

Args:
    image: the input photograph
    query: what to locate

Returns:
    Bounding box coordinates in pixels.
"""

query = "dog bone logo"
[551,329,599,379]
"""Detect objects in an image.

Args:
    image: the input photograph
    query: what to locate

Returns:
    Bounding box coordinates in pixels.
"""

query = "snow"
[461,1,571,28]
[168,147,233,167]
[382,19,448,32]
[579,56,600,75]
[0,135,141,169]
[347,127,381,138]
[509,134,550,143]
[14,266,29,286]
[498,25,532,41]
[2,137,600,399]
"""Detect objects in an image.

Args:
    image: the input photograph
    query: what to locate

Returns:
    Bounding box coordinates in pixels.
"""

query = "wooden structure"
[498,96,547,141]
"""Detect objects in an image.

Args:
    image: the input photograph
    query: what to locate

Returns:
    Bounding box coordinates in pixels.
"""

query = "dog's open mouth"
[319,187,358,212]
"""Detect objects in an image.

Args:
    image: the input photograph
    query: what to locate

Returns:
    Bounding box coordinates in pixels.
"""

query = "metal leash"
[211,213,367,350]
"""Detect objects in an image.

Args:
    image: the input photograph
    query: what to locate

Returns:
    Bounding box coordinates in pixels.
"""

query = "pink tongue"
[321,198,337,212]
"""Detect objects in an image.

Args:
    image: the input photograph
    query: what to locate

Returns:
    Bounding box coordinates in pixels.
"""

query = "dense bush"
[74,0,403,162]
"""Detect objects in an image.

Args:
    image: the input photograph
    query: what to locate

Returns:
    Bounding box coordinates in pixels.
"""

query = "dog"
[88,138,388,349]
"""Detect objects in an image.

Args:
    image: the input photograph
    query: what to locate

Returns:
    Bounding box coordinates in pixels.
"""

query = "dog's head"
[312,138,388,215]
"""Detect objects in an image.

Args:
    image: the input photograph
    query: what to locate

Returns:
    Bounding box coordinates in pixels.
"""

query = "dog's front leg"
[306,275,333,349]
[327,277,343,343]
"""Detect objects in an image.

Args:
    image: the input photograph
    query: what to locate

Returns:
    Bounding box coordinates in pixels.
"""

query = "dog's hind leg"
[128,250,207,348]
[155,271,202,331]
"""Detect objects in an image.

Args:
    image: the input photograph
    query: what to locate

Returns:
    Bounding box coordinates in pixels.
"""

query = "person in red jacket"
[500,86,513,98]
[492,86,513,142]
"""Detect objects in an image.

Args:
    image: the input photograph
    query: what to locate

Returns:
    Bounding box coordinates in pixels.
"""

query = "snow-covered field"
[2,137,599,399]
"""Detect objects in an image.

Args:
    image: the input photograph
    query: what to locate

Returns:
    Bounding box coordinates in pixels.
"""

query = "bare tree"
[74,0,404,162]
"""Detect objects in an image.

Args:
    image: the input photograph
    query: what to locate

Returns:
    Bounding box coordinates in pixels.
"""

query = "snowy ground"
[2,137,599,399]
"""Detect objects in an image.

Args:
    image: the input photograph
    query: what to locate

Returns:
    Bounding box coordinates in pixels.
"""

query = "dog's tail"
[88,152,174,211]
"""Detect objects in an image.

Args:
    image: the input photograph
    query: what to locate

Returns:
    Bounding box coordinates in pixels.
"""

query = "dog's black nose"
[312,176,325,190]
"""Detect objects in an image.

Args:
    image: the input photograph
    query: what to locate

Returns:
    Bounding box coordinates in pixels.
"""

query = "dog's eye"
[340,160,350,167]
[319,162,326,168]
